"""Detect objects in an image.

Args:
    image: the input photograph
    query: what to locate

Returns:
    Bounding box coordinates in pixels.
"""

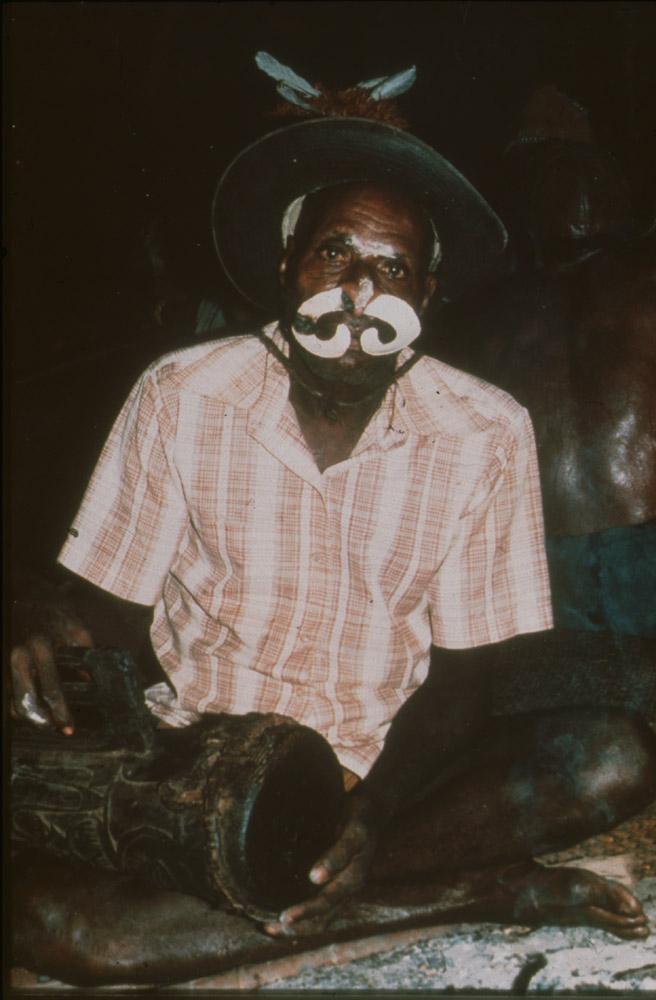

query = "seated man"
[10,107,656,987]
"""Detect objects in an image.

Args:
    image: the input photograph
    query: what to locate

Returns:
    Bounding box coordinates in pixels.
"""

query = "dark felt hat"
[212,117,508,310]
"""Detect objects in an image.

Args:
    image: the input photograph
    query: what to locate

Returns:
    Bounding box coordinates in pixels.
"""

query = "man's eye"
[380,260,408,279]
[318,245,346,262]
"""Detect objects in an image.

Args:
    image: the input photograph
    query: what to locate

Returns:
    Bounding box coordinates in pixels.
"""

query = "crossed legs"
[368,707,656,938]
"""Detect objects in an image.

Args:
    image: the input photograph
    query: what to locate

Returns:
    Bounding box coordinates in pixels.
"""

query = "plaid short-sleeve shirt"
[59,325,552,775]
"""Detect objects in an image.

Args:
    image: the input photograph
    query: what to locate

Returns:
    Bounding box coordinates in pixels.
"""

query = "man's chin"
[299,350,397,387]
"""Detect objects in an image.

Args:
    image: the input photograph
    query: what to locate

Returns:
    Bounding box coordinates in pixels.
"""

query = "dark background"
[5,1,656,572]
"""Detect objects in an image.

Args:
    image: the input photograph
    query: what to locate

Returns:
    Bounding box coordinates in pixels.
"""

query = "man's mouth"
[338,345,365,367]
[295,338,396,387]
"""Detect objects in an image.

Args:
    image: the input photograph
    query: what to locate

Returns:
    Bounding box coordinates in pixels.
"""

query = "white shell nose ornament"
[291,288,351,358]
[359,295,422,356]
[291,289,422,358]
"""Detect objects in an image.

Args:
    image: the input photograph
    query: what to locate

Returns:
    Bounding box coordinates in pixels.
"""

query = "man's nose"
[340,264,377,316]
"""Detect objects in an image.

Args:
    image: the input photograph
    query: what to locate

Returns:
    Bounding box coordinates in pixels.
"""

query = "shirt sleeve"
[58,366,188,605]
[428,407,553,648]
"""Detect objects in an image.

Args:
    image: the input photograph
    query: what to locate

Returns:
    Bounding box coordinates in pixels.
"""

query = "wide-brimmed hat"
[212,116,508,310]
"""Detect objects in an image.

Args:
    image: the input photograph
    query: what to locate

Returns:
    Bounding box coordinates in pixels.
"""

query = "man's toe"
[585,903,648,937]
[609,884,644,917]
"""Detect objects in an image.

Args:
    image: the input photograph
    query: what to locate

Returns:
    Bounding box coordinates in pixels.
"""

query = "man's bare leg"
[12,706,656,985]
[367,707,656,938]
[12,852,294,987]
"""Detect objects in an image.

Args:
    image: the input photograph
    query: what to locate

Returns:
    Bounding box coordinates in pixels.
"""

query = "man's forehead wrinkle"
[321,202,419,235]
[308,207,423,258]
[303,182,426,233]
[316,229,411,260]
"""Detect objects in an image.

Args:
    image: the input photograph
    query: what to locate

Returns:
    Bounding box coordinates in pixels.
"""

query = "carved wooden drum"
[11,649,346,921]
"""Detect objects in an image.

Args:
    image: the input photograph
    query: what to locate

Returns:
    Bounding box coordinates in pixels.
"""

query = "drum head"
[204,715,345,920]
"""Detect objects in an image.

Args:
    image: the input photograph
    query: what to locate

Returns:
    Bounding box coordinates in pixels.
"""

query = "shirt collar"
[245,323,293,430]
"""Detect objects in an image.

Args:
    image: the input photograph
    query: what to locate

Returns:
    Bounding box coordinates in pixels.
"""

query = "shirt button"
[311,549,327,567]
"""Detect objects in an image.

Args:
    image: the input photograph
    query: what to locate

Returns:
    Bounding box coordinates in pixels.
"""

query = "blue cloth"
[546,520,656,637]
[194,299,227,336]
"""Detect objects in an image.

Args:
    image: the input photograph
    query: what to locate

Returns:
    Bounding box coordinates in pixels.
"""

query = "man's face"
[279,182,437,385]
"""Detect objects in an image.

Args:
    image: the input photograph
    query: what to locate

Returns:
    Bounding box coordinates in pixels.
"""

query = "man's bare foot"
[363,860,649,941]
[496,861,649,940]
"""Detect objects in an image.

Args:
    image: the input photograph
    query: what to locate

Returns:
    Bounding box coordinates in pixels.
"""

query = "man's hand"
[264,792,380,938]
[10,596,93,735]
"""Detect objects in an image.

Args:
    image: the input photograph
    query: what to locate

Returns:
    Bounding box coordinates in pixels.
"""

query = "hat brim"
[212,117,507,310]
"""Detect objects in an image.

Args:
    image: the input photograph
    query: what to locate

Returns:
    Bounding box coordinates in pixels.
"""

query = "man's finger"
[10,646,50,725]
[265,912,333,938]
[265,896,336,938]
[309,819,370,883]
[265,891,335,937]
[265,858,368,938]
[27,635,74,734]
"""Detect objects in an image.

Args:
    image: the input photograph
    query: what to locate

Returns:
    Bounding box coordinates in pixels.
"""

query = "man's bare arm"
[266,643,494,936]
[358,643,493,820]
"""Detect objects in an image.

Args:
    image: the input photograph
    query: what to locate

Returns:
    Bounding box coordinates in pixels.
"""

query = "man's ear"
[278,236,295,289]
[420,273,438,314]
